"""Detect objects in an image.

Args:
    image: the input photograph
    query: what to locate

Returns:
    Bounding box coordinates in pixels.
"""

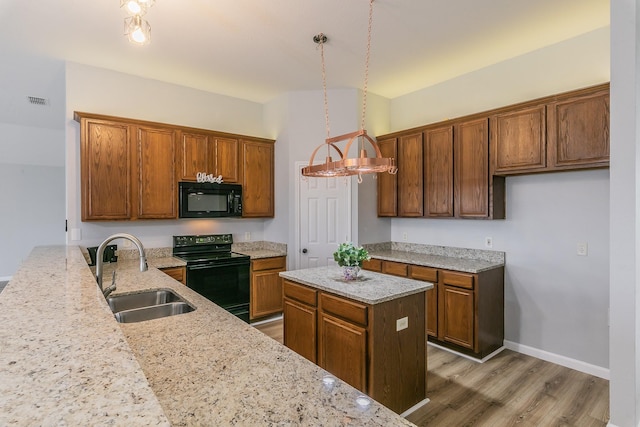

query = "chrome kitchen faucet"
[95,233,147,297]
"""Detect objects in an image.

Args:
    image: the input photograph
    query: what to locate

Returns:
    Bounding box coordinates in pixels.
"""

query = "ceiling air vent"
[26,96,49,106]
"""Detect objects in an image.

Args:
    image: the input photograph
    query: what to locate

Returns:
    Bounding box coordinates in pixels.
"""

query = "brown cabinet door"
[424,126,454,217]
[283,299,317,363]
[547,88,610,169]
[410,266,438,337]
[242,139,274,217]
[178,131,212,181]
[377,138,398,217]
[214,137,241,183]
[454,118,489,218]
[318,312,367,392]
[251,269,284,319]
[440,285,475,350]
[398,133,423,217]
[491,105,546,174]
[80,119,131,220]
[135,126,177,219]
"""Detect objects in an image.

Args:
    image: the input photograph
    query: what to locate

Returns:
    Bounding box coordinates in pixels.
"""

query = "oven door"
[185,260,250,322]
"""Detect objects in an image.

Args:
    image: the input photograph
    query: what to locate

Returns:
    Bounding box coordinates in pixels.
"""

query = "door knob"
[302,248,308,254]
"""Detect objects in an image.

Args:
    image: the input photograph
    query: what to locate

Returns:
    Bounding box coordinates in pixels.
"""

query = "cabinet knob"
[302,248,308,254]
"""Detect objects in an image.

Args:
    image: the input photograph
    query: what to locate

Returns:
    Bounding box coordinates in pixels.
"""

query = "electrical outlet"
[485,237,493,248]
[245,232,251,241]
[577,242,588,256]
[396,317,408,331]
[402,232,408,241]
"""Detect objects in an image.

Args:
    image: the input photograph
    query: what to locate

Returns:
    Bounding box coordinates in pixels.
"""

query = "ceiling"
[0,0,609,104]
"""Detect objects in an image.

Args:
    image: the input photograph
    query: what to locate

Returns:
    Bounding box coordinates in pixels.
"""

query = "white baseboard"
[0,276,12,282]
[427,341,505,363]
[504,340,609,380]
[400,398,430,418]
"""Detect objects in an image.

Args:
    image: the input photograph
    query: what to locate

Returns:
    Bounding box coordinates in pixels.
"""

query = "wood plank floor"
[253,319,609,426]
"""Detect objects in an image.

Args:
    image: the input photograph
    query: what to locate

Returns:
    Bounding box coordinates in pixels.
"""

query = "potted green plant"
[333,242,370,281]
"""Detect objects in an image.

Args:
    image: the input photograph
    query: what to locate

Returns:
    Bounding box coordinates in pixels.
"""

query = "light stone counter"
[233,240,287,259]
[363,242,505,273]
[1,245,415,426]
[0,246,170,426]
[280,266,433,305]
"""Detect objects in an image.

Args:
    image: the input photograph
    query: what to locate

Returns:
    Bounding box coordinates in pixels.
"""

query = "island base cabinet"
[318,313,367,391]
[282,278,427,415]
[283,280,318,363]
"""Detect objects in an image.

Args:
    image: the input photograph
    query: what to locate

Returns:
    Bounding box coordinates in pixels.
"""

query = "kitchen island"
[0,246,415,426]
[280,267,434,415]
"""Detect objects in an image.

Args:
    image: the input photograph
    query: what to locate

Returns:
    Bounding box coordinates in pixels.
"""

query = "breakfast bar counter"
[0,246,415,426]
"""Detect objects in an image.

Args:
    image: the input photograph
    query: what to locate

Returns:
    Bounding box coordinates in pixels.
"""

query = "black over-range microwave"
[178,182,243,218]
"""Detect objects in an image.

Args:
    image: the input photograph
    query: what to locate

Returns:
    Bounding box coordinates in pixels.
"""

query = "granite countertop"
[280,266,433,305]
[0,246,170,426]
[233,241,287,259]
[0,246,414,426]
[363,242,505,273]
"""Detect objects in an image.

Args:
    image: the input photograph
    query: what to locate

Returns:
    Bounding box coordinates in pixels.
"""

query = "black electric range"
[173,234,250,322]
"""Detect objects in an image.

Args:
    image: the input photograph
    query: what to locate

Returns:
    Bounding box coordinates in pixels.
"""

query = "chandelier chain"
[361,0,374,131]
[318,34,331,141]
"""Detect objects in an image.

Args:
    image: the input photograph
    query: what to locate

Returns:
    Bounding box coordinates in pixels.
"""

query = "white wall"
[266,89,362,269]
[379,28,611,371]
[64,62,272,250]
[609,1,639,425]
[0,54,66,278]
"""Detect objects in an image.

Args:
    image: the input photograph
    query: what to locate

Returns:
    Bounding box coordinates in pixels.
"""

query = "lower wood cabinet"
[160,266,186,285]
[250,256,286,320]
[283,280,318,363]
[283,278,426,414]
[364,258,504,359]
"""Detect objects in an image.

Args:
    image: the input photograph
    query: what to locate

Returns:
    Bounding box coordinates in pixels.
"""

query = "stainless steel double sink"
[107,289,195,323]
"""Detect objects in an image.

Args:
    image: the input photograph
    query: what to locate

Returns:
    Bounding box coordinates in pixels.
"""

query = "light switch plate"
[396,317,408,331]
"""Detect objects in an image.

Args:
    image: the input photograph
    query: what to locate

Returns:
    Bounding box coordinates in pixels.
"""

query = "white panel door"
[297,163,351,269]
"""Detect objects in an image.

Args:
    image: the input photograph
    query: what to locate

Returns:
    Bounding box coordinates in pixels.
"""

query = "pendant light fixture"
[121,0,154,45]
[302,0,397,182]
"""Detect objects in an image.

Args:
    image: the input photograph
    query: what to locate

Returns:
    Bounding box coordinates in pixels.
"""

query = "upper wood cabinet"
[547,86,610,170]
[424,126,454,217]
[376,138,398,217]
[491,104,546,174]
[178,131,211,181]
[455,118,490,218]
[178,132,240,183]
[242,139,274,217]
[80,117,132,221]
[135,125,177,219]
[397,133,424,217]
[491,83,609,175]
[76,112,276,221]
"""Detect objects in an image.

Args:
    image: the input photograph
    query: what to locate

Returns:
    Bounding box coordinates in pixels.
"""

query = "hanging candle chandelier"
[301,0,397,182]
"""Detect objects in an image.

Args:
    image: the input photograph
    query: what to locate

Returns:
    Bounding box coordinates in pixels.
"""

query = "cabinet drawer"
[283,280,317,307]
[410,265,438,282]
[252,256,286,271]
[320,293,368,327]
[382,261,409,277]
[441,270,474,289]
[362,258,382,272]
